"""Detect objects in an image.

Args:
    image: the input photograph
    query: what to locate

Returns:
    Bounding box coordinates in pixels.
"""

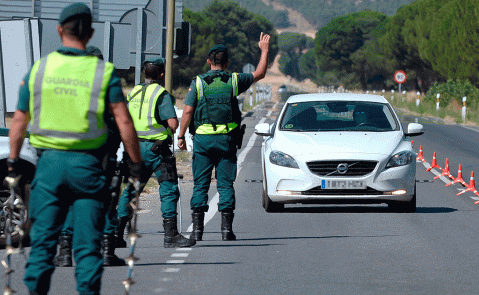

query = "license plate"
[321,179,366,189]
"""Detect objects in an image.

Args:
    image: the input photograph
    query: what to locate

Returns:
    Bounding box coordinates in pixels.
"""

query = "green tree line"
[312,0,479,95]
[173,0,279,87]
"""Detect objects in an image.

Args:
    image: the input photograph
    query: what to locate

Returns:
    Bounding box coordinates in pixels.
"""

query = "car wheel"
[0,183,31,248]
[262,183,284,213]
[388,184,416,213]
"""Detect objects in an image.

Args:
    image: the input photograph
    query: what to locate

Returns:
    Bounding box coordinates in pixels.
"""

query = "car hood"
[271,131,403,157]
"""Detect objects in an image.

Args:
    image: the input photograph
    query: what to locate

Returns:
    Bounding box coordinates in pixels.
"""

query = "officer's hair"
[61,16,93,41]
[143,62,165,80]
[208,51,228,66]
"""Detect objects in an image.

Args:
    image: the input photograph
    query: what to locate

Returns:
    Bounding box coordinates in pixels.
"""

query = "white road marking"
[176,248,192,251]
[163,268,180,273]
[171,252,189,258]
[186,103,278,233]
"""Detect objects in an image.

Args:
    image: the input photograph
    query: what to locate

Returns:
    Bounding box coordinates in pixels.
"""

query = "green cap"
[59,2,92,25]
[208,44,228,55]
[85,46,103,59]
[143,58,165,67]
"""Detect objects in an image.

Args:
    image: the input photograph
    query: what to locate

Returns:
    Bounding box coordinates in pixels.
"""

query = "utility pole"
[165,0,175,93]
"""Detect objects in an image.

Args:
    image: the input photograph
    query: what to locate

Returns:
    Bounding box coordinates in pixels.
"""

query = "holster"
[232,124,246,149]
[158,155,178,182]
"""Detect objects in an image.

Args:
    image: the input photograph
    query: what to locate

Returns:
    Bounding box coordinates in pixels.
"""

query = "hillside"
[182,0,417,29]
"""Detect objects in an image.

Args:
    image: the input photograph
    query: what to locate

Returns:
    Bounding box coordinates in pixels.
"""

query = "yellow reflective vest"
[127,83,171,140]
[28,51,113,150]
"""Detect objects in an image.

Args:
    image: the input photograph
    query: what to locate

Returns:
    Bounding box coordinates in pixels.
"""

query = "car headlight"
[386,151,414,168]
[269,151,299,168]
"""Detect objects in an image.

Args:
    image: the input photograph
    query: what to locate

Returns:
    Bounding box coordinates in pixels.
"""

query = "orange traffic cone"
[457,171,478,196]
[411,140,414,147]
[426,152,441,171]
[446,164,467,187]
[416,145,426,163]
[434,158,454,180]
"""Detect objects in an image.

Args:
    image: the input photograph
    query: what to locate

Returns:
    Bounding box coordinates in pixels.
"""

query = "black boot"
[163,217,196,248]
[221,212,236,241]
[115,217,129,248]
[190,212,205,241]
[53,235,73,267]
[102,234,126,266]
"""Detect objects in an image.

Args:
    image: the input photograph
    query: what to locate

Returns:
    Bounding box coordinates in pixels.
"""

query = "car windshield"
[279,101,399,132]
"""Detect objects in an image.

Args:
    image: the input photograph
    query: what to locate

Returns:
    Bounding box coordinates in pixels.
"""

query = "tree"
[277,32,314,80]
[422,0,479,86]
[173,0,279,87]
[314,9,386,89]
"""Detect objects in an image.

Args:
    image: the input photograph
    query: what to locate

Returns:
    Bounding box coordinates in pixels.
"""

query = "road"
[2,101,479,294]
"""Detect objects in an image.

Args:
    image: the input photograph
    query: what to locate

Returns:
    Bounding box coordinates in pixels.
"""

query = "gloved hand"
[128,160,146,181]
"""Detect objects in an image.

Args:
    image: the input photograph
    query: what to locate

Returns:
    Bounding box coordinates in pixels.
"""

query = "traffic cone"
[416,145,426,163]
[411,140,414,147]
[446,164,467,187]
[457,171,478,196]
[434,158,454,180]
[426,152,441,171]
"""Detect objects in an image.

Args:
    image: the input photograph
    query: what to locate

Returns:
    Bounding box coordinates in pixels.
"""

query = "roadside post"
[391,89,395,101]
[462,96,467,122]
[436,93,440,110]
[416,91,420,106]
[402,90,406,102]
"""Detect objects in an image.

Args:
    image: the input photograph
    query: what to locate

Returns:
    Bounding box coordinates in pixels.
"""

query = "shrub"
[424,79,479,108]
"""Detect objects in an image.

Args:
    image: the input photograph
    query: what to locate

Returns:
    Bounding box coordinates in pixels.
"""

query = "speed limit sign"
[394,71,407,84]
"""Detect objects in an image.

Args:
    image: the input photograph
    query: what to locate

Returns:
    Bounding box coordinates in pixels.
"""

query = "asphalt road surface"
[2,101,479,295]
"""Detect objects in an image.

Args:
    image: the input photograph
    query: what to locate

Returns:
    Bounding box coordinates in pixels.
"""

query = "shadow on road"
[272,206,458,214]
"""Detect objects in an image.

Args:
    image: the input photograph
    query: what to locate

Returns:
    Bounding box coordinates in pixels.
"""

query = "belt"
[138,138,158,143]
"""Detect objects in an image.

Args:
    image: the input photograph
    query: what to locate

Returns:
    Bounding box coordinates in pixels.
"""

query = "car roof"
[285,93,390,104]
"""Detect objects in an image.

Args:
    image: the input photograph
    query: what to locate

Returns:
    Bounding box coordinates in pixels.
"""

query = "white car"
[255,93,424,213]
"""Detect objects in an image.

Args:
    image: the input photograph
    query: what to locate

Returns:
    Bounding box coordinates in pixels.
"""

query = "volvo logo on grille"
[337,163,348,174]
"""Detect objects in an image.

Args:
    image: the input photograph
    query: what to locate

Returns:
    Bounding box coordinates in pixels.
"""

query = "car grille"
[307,160,377,177]
[302,186,383,195]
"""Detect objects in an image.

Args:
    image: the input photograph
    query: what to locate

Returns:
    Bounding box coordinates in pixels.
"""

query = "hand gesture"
[258,32,270,52]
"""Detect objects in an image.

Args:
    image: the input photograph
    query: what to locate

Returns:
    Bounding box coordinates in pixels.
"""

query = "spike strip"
[426,152,441,171]
[416,145,426,162]
[457,171,477,196]
[2,176,27,295]
[434,158,454,180]
[123,179,141,295]
[446,164,467,187]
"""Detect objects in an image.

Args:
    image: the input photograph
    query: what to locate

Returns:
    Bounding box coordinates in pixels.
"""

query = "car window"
[279,101,398,132]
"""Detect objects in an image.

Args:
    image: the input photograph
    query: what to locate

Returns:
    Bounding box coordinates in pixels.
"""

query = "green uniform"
[17,46,124,295]
[117,82,180,219]
[184,70,253,213]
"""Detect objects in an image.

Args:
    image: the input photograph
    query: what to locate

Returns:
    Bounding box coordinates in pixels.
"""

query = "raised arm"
[252,32,271,83]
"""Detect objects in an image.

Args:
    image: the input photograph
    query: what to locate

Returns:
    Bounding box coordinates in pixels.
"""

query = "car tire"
[262,184,284,213]
[0,183,31,248]
[388,184,416,213]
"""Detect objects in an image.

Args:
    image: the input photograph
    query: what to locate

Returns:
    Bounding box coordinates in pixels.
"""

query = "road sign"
[394,71,407,84]
[243,63,255,73]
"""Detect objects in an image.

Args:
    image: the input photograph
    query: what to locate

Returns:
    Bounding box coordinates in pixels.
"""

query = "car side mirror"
[255,123,273,137]
[404,123,424,137]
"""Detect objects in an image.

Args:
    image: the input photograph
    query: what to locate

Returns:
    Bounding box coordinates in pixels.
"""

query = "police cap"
[143,58,166,67]
[59,2,92,25]
[208,44,228,55]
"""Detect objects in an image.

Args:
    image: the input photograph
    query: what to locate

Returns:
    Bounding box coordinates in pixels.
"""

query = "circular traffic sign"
[394,70,407,84]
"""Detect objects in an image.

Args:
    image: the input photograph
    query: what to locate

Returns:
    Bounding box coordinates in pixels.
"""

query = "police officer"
[116,58,195,248]
[53,45,127,268]
[7,3,143,294]
[177,33,271,241]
